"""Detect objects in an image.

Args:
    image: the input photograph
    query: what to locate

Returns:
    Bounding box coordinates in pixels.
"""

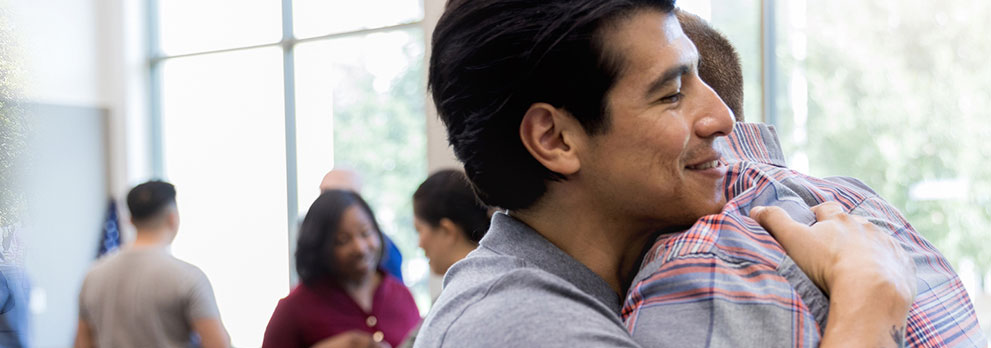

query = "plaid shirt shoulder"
[621,123,987,348]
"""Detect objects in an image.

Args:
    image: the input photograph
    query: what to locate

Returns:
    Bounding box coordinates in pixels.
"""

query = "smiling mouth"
[686,160,721,170]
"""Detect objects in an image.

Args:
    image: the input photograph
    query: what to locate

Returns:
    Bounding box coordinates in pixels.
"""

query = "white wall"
[7,0,147,195]
[10,0,101,106]
[20,104,107,348]
[6,0,147,345]
[423,0,459,173]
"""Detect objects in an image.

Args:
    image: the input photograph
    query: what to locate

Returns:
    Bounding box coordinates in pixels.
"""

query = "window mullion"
[281,0,301,287]
[760,0,778,126]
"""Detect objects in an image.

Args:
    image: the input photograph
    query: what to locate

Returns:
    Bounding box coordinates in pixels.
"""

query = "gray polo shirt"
[414,212,641,348]
[79,247,220,348]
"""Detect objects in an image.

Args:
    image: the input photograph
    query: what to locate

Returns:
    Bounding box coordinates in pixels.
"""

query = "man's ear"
[519,103,582,176]
[166,208,180,232]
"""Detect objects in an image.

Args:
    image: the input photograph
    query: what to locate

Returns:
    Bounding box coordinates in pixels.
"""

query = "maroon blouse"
[262,271,421,348]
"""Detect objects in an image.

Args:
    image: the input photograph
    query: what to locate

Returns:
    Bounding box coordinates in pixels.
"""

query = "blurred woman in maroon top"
[263,190,420,348]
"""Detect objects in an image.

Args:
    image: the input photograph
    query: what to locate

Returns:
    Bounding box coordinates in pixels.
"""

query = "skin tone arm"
[193,317,231,348]
[752,202,916,348]
[73,319,94,348]
[75,317,232,348]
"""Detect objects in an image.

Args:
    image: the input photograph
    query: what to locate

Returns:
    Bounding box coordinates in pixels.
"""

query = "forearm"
[73,319,94,348]
[819,279,910,348]
[194,318,231,348]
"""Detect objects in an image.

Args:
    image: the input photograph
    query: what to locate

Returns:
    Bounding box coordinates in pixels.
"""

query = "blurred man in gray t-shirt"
[74,180,229,348]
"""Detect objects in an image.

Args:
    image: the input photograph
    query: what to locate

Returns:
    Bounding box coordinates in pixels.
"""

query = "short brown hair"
[677,9,745,121]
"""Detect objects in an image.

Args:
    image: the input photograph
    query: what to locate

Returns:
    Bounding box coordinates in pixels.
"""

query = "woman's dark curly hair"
[295,189,385,285]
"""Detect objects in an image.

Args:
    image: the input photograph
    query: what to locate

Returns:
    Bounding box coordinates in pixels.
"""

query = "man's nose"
[693,79,735,139]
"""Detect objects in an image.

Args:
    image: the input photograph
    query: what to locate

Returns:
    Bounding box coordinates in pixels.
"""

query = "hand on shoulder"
[751,202,916,348]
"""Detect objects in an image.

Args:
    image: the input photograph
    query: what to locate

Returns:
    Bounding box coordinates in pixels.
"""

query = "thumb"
[750,206,812,253]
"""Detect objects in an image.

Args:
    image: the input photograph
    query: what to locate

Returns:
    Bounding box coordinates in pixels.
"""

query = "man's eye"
[659,92,684,104]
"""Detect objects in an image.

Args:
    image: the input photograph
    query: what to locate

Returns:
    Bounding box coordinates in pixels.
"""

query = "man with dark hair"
[416,1,918,347]
[616,10,985,348]
[74,180,230,348]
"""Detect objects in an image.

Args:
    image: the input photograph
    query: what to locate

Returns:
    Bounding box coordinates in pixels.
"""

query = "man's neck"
[131,227,173,248]
[510,188,655,295]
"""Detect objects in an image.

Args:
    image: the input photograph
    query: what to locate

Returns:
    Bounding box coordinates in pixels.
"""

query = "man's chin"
[712,197,729,214]
[680,198,729,228]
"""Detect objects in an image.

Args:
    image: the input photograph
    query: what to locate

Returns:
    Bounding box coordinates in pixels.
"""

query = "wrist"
[822,277,911,348]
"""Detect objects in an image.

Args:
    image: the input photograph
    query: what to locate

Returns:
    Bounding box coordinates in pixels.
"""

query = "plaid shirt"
[622,123,986,348]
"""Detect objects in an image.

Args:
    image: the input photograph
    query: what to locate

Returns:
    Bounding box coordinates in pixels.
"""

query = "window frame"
[145,0,424,287]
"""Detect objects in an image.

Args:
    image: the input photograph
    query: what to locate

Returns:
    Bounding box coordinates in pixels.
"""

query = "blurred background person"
[398,169,490,348]
[412,169,489,277]
[264,189,419,348]
[74,181,229,348]
[319,169,364,193]
[320,169,405,283]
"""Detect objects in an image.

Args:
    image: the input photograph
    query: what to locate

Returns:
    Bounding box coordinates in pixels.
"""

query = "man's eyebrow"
[644,64,691,99]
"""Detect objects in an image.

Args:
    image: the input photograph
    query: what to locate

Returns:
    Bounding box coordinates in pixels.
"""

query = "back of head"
[413,169,490,243]
[319,169,363,193]
[430,0,676,211]
[126,180,177,229]
[676,9,745,121]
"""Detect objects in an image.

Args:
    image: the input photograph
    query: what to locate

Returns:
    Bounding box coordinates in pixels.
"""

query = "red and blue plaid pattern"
[622,123,986,347]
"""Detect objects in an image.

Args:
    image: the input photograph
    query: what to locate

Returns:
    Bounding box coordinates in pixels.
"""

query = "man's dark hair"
[295,189,385,285]
[430,0,677,210]
[676,9,745,121]
[413,169,490,243]
[126,180,176,225]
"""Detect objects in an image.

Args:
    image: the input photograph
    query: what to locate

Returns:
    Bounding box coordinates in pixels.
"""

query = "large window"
[151,1,427,346]
[684,0,990,334]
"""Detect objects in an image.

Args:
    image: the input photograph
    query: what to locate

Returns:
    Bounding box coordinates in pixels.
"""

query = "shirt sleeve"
[262,298,302,348]
[622,214,823,348]
[852,194,988,347]
[767,171,987,346]
[185,267,221,321]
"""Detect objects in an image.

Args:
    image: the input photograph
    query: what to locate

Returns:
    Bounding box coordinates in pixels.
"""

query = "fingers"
[750,206,810,246]
[811,202,845,221]
[751,205,829,289]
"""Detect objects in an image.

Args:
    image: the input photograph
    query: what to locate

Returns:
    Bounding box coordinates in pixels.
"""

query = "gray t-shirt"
[79,247,220,348]
[414,213,641,348]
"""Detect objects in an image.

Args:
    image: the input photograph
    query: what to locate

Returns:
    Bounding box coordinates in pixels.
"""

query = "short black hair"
[295,190,385,285]
[413,169,490,243]
[126,180,176,225]
[430,0,677,210]
[676,9,745,121]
